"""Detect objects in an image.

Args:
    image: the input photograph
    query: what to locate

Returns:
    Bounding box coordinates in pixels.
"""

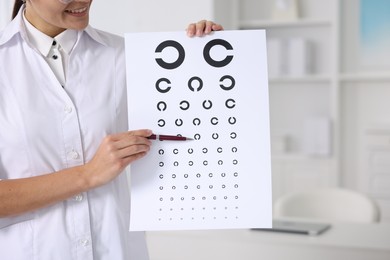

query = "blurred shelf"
[340,72,390,82]
[269,75,332,84]
[239,19,332,29]
[271,154,334,161]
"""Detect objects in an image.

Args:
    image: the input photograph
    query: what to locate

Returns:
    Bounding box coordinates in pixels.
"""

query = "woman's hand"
[83,129,152,188]
[0,129,153,217]
[186,20,224,37]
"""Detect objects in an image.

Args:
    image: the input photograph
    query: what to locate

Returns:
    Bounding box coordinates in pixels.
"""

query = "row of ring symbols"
[156,98,236,111]
[158,206,239,212]
[158,216,240,221]
[158,195,240,202]
[159,184,239,191]
[158,146,238,155]
[157,117,237,127]
[193,132,237,140]
[158,172,239,179]
[158,159,239,167]
[155,75,236,93]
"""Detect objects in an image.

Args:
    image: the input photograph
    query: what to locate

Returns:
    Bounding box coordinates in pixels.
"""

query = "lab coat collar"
[0,5,28,46]
[23,12,56,57]
[83,25,109,47]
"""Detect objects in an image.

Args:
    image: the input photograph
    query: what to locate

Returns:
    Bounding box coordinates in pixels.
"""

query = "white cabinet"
[225,0,390,220]
[225,0,340,202]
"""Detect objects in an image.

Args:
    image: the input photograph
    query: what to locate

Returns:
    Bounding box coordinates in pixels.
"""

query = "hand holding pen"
[147,134,193,141]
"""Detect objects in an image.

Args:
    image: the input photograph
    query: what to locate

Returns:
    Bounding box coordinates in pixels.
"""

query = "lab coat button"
[71,151,79,159]
[80,238,89,247]
[64,106,72,113]
[73,194,83,202]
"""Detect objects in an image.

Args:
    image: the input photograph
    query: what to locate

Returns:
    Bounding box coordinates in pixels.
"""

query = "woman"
[0,0,223,259]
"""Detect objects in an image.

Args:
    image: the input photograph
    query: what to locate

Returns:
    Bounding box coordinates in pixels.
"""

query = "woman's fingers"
[85,129,153,187]
[186,20,224,37]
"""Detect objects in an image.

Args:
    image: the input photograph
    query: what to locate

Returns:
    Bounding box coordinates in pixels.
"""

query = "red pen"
[147,134,193,141]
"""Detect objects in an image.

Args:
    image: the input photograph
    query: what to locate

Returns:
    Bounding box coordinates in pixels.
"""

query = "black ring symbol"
[232,147,238,153]
[173,149,179,154]
[228,117,237,125]
[194,134,201,140]
[155,78,171,93]
[212,133,219,139]
[203,39,234,68]
[210,117,219,125]
[188,76,203,92]
[230,132,237,139]
[225,99,236,109]
[189,161,194,166]
[202,148,208,153]
[157,101,167,111]
[219,75,235,91]
[179,100,190,110]
[188,148,194,154]
[175,119,183,126]
[158,149,165,155]
[221,173,226,177]
[233,159,238,165]
[155,40,185,70]
[173,161,179,166]
[202,100,213,109]
[184,174,189,178]
[193,118,201,126]
[157,119,165,127]
[217,147,223,153]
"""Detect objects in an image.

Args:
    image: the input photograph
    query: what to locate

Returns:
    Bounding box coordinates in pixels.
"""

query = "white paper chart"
[125,30,272,231]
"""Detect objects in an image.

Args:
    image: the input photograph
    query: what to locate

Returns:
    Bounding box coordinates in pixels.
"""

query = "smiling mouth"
[65,6,88,14]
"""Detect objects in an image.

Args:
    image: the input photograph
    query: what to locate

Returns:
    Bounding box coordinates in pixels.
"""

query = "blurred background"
[1,0,390,259]
[87,0,390,223]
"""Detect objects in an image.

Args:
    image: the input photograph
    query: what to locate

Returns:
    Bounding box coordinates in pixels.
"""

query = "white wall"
[0,0,13,30]
[2,0,217,35]
[90,0,215,35]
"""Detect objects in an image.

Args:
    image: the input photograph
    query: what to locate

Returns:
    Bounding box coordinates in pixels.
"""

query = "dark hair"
[12,0,24,20]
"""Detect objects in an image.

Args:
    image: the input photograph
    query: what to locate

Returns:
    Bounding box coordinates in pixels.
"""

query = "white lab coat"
[0,7,149,260]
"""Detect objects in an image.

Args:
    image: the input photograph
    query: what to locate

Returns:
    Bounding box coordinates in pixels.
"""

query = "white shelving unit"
[220,0,390,221]
[220,0,341,202]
